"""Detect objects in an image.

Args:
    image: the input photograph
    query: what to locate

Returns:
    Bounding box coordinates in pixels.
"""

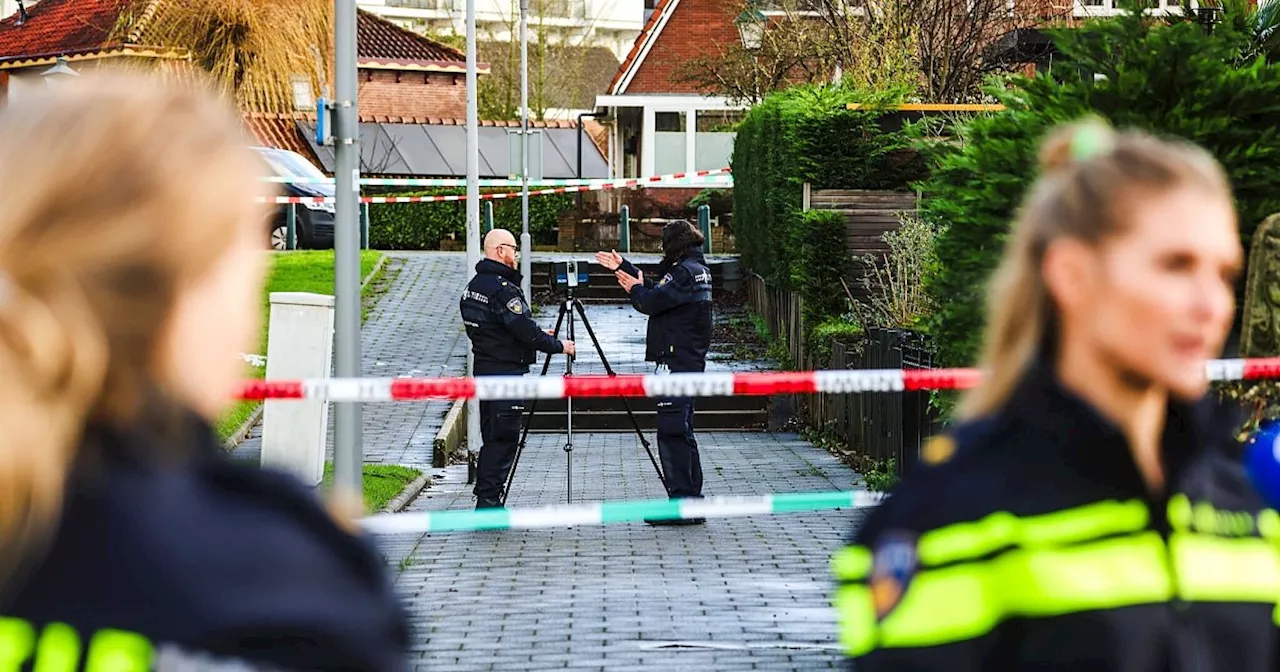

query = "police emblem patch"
[506,298,524,314]
[922,435,956,465]
[869,531,918,621]
[659,273,673,286]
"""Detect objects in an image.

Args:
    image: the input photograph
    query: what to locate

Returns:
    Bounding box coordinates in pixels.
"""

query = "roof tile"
[357,9,464,65]
[0,0,133,62]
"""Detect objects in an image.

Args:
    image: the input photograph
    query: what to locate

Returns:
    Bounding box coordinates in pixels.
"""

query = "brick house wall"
[625,0,740,94]
[359,69,467,118]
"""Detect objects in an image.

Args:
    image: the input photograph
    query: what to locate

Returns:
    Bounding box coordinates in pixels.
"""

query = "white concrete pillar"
[261,292,335,486]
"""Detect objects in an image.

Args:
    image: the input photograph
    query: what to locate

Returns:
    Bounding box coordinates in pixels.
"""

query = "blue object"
[1244,419,1280,509]
[315,97,328,145]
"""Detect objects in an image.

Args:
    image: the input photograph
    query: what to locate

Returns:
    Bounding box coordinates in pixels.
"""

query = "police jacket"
[835,361,1280,671]
[460,259,562,375]
[619,250,712,372]
[2,413,410,671]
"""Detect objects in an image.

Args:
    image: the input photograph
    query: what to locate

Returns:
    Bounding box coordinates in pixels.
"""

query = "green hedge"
[369,190,574,250]
[731,84,928,291]
[923,8,1280,369]
[791,209,853,331]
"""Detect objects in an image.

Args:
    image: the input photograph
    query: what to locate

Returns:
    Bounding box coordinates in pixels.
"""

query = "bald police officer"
[461,229,575,509]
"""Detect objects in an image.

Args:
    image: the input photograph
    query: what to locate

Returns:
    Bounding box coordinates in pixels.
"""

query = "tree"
[922,3,1280,370]
[114,0,334,114]
[676,0,1072,104]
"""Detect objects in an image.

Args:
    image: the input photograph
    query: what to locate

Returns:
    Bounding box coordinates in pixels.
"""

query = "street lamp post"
[735,4,766,50]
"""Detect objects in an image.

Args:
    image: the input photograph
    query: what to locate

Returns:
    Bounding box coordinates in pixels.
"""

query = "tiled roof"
[608,0,677,95]
[243,112,315,160]
[357,9,465,66]
[0,0,136,63]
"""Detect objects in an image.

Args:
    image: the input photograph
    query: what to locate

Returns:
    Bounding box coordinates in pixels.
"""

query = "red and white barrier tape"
[260,167,732,189]
[234,358,1275,402]
[261,169,732,205]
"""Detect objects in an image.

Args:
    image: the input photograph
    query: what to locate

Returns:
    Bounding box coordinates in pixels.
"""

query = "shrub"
[369,190,574,250]
[792,209,855,331]
[857,212,939,332]
[731,84,928,288]
[923,7,1280,369]
[810,316,864,366]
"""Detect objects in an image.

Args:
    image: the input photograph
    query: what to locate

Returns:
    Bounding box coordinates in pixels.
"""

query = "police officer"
[461,229,575,509]
[596,220,712,525]
[835,121,1276,670]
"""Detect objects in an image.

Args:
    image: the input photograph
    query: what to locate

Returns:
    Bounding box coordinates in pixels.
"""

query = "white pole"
[465,0,482,464]
[519,0,532,300]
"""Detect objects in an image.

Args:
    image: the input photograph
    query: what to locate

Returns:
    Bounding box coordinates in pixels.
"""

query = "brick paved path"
[235,252,471,466]
[378,430,872,671]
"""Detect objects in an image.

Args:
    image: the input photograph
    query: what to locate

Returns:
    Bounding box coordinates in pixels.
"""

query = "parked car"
[254,147,335,250]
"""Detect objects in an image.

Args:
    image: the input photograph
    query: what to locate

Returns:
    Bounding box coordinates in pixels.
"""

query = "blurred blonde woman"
[833,119,1280,670]
[0,72,409,669]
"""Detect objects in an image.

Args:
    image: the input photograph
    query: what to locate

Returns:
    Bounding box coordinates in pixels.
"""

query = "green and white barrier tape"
[359,489,885,535]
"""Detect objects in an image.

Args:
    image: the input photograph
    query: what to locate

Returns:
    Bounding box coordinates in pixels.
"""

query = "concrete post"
[697,204,712,254]
[261,292,335,486]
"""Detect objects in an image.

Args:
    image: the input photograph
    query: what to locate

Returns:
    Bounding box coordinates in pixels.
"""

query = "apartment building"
[357,0,645,61]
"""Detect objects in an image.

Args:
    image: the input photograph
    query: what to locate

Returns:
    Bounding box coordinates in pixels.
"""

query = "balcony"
[385,0,456,11]
[1073,0,1194,17]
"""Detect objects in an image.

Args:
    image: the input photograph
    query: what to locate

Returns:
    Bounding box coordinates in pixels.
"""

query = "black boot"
[644,516,706,526]
[476,496,505,510]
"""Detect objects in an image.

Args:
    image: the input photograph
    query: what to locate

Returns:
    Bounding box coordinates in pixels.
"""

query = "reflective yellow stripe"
[918,499,1149,566]
[879,562,1000,648]
[1172,533,1280,602]
[832,546,872,581]
[1005,531,1173,616]
[833,584,876,656]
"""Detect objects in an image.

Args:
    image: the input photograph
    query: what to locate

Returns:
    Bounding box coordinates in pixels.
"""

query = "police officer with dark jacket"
[596,221,712,525]
[835,121,1279,670]
[461,229,575,509]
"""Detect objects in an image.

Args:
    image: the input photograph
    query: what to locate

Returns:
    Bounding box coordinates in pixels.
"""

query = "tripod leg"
[500,300,570,506]
[571,300,668,492]
[565,300,575,504]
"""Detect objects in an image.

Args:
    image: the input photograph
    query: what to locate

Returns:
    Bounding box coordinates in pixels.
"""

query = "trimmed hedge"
[791,209,853,331]
[923,8,1280,369]
[369,190,574,250]
[731,84,927,291]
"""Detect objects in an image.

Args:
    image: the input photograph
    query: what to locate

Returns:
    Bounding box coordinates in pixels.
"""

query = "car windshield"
[259,150,327,180]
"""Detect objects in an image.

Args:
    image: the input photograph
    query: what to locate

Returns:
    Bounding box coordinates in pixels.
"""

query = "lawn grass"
[322,462,422,513]
[215,250,384,440]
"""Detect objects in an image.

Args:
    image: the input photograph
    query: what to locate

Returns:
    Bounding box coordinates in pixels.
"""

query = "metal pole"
[465,0,482,468]
[519,0,532,300]
[333,0,362,495]
[286,203,297,250]
[619,204,630,254]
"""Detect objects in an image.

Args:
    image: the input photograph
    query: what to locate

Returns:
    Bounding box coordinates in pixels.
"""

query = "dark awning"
[296,121,609,179]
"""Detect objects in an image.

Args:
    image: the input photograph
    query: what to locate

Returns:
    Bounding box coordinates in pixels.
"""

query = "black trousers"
[655,361,704,498]
[473,373,526,505]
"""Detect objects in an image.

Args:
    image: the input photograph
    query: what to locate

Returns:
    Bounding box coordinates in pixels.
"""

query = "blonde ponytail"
[0,274,108,587]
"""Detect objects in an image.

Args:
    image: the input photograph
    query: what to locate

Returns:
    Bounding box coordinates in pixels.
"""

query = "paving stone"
[235,252,470,466]
[380,428,872,670]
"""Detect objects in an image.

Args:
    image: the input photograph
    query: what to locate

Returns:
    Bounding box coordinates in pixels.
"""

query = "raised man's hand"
[595,249,623,271]
[615,269,643,293]
[561,340,576,356]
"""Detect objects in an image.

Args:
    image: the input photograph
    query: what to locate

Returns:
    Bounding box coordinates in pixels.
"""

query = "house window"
[653,111,687,175]
[694,110,741,172]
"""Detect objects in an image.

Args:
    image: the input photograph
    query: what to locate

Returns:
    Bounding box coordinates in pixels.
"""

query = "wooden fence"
[804,187,918,302]
[746,272,806,368]
[746,272,940,474]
